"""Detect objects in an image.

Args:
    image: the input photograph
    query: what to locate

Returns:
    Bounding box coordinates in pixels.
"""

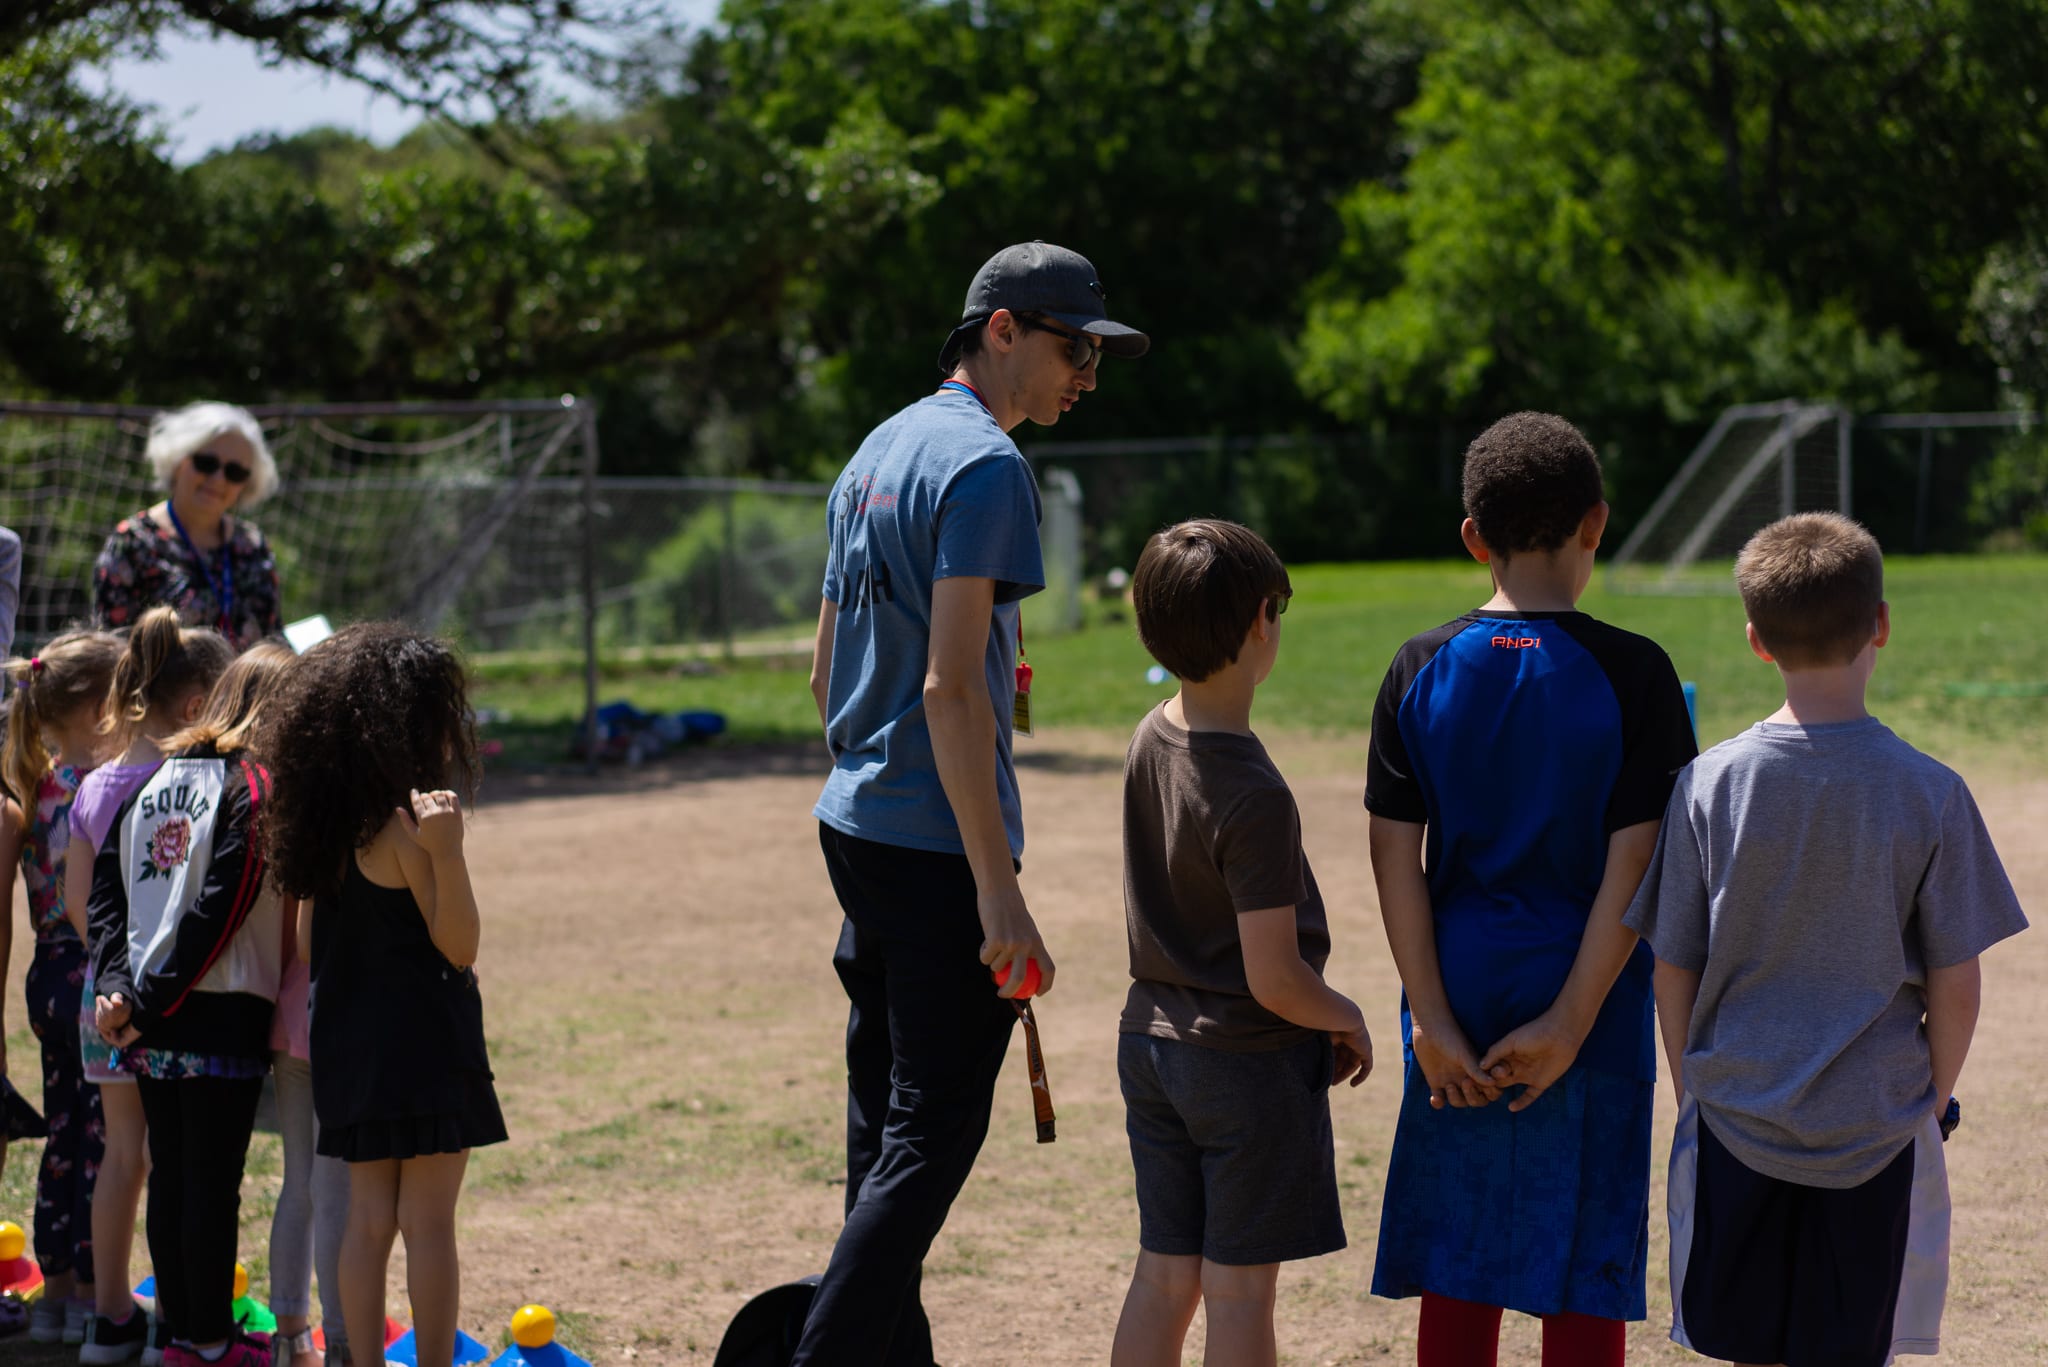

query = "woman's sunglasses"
[190,452,252,483]
[1015,316,1104,371]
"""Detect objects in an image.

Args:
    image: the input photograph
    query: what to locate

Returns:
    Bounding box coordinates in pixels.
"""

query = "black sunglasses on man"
[1014,315,1104,371]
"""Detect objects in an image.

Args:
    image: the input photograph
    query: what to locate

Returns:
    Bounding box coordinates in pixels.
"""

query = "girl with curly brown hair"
[260,623,504,1367]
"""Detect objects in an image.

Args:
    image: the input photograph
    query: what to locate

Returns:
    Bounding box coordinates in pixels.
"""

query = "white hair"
[144,401,279,508]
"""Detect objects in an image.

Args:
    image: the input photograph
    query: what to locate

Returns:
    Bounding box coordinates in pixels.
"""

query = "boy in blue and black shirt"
[1364,412,1696,1364]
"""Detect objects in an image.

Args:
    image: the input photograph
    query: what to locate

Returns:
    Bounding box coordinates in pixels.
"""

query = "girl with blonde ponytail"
[60,607,230,1364]
[0,629,121,1343]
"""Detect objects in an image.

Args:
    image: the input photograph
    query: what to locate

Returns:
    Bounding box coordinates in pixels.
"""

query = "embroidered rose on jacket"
[139,817,193,881]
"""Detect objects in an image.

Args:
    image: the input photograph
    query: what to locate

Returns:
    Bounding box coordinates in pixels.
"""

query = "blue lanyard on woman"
[165,500,234,635]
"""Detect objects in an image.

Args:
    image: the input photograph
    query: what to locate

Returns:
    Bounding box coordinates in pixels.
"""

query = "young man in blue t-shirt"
[798,242,1147,1367]
[1364,412,1696,1365]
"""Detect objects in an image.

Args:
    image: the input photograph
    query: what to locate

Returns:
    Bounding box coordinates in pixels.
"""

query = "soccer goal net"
[0,398,599,653]
[1609,401,1849,593]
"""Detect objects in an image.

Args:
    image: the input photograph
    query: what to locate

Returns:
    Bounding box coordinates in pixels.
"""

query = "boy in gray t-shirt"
[1625,512,2026,1367]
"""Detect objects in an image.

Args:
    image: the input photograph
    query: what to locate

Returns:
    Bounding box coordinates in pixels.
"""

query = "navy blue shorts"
[1118,1031,1345,1266]
[1681,1113,1914,1367]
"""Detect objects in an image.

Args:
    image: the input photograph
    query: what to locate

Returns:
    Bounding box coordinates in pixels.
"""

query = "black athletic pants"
[790,825,1021,1367]
[137,1074,265,1346]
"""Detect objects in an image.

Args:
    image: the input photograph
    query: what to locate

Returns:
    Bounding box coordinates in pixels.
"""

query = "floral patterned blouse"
[93,511,282,651]
[19,764,85,943]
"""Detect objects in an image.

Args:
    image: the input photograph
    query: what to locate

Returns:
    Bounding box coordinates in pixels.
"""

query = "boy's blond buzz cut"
[1735,512,1885,668]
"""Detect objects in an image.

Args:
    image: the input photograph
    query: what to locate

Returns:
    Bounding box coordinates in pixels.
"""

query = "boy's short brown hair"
[1133,519,1291,682]
[1736,512,1885,668]
[1461,412,1605,558]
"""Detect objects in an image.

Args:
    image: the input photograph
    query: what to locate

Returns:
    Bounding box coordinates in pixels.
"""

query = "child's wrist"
[1408,1006,1460,1041]
[1547,989,1603,1043]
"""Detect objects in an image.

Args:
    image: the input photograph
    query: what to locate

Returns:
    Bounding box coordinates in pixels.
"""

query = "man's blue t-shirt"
[813,388,1045,859]
[1363,611,1697,1081]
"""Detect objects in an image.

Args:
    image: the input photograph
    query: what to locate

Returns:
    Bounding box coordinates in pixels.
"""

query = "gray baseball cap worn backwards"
[937,241,1151,373]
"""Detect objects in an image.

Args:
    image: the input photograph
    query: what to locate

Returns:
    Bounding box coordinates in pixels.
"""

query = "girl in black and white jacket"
[89,639,295,1367]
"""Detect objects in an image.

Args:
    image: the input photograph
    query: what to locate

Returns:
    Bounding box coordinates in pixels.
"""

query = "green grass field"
[473,555,2048,766]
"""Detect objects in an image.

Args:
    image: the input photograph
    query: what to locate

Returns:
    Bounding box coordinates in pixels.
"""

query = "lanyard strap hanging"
[1012,999,1057,1143]
[165,502,234,634]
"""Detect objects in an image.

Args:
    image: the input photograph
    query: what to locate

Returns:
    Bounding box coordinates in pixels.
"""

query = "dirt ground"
[7,732,2046,1364]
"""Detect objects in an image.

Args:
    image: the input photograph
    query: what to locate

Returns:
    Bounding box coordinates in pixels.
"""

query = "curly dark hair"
[259,622,478,899]
[1461,412,1606,558]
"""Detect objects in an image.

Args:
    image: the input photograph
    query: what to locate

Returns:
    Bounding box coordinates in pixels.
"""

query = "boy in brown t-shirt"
[1109,519,1373,1367]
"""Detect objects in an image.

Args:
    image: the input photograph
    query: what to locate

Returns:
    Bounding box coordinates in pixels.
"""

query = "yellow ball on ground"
[0,1222,24,1261]
[233,1263,249,1301]
[510,1304,556,1349]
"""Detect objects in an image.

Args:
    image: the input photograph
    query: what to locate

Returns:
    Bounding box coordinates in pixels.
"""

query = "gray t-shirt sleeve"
[934,456,1044,603]
[1622,771,1710,971]
[1914,777,2029,968]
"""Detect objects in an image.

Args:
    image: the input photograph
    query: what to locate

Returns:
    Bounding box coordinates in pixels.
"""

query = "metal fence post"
[1915,428,1935,553]
[1780,412,1798,517]
[720,486,737,662]
[1837,407,1853,519]
[579,402,602,774]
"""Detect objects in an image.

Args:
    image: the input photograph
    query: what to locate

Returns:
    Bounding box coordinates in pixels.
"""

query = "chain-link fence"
[1610,404,2045,592]
[1023,430,1468,576]
[1848,413,2047,555]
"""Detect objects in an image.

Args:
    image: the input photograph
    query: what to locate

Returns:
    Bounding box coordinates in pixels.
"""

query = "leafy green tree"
[711,0,1426,454]
[1969,237,2048,410]
[0,27,181,395]
[0,2,662,124]
[1300,0,2048,432]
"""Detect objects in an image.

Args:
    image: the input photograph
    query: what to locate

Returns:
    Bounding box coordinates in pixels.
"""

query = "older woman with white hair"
[92,401,284,651]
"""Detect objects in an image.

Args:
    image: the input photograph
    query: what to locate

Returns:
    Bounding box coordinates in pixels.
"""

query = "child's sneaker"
[269,1328,317,1367]
[79,1308,150,1364]
[66,1298,93,1344]
[163,1334,271,1367]
[140,1315,172,1367]
[30,1294,70,1343]
[0,1295,28,1337]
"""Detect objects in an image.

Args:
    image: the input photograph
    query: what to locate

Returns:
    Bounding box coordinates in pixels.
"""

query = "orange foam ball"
[991,957,1042,999]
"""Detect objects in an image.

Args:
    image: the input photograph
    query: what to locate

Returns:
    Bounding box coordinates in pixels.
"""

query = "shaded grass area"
[472,555,2048,766]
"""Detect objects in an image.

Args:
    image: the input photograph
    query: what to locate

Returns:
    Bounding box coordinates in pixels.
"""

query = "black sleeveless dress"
[310,856,507,1162]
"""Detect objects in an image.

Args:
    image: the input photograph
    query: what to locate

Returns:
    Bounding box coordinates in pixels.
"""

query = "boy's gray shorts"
[1118,1030,1346,1265]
